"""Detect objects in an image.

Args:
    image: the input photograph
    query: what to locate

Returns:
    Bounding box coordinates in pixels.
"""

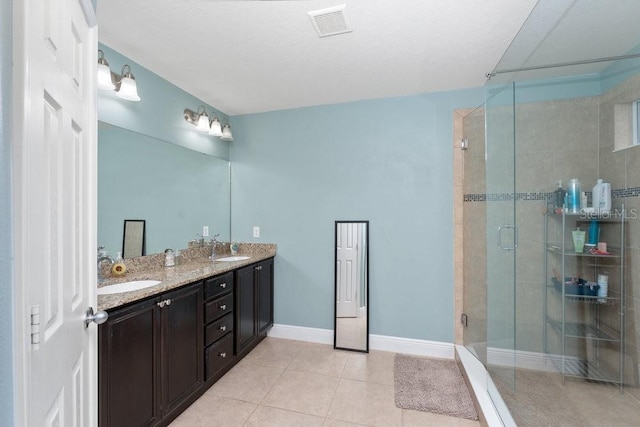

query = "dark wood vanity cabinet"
[99,282,203,427]
[99,257,275,426]
[203,272,235,383]
[235,258,274,357]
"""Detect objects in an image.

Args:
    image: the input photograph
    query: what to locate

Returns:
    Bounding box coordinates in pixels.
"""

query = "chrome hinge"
[30,305,41,350]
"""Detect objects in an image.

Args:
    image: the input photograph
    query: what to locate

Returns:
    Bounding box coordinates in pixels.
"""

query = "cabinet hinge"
[30,305,41,350]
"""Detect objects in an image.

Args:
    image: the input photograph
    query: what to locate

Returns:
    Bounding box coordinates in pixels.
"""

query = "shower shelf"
[546,285,619,305]
[546,245,620,258]
[549,357,623,385]
[546,318,620,342]
[543,206,625,392]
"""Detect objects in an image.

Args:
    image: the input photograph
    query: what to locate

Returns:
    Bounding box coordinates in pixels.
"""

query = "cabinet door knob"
[166,298,172,306]
[220,283,226,289]
[220,304,226,310]
[157,301,166,308]
[219,325,227,331]
[219,352,227,358]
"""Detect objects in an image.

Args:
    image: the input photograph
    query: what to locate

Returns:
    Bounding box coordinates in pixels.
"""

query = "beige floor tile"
[341,350,395,385]
[326,378,402,427]
[402,409,481,427]
[207,361,285,404]
[241,336,307,369]
[323,419,370,426]
[261,370,340,417]
[287,342,350,377]
[244,405,325,427]
[168,394,256,427]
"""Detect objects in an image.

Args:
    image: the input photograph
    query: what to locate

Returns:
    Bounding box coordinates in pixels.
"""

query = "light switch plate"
[253,226,260,238]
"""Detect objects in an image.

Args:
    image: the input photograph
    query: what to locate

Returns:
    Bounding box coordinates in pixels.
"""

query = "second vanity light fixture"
[184,106,234,141]
[97,49,141,102]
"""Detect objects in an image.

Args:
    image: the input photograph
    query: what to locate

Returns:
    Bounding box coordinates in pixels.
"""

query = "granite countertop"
[98,244,276,311]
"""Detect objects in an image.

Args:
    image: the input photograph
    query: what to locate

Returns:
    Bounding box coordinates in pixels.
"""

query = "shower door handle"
[497,225,518,251]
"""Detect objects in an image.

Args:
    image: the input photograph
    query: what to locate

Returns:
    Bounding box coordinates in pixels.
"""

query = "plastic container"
[567,178,581,213]
[597,273,609,302]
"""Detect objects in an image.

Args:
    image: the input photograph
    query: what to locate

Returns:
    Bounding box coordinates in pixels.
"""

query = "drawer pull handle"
[219,352,227,358]
[220,304,227,310]
[220,325,227,331]
[220,283,226,289]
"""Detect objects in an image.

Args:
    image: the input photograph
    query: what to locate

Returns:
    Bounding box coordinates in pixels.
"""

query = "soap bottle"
[553,181,566,214]
[111,252,127,277]
[230,241,239,255]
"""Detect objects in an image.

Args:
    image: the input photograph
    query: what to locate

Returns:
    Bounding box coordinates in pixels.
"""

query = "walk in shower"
[461,1,640,425]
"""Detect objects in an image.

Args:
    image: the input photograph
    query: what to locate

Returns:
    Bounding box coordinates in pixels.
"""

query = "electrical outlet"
[202,226,209,237]
[253,226,260,238]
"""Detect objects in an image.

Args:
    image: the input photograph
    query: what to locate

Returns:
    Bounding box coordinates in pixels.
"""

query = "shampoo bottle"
[572,228,586,253]
[111,252,127,276]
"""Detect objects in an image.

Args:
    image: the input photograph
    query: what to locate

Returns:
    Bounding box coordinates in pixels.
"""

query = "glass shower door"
[485,81,517,413]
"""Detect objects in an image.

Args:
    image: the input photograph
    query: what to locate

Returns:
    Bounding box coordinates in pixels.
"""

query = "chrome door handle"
[497,225,518,251]
[165,298,172,306]
[84,307,108,328]
[157,300,166,308]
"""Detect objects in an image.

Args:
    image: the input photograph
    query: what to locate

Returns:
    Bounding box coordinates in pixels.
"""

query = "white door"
[336,223,360,318]
[13,0,98,425]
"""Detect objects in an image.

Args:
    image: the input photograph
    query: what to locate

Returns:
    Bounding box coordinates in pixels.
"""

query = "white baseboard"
[267,324,454,359]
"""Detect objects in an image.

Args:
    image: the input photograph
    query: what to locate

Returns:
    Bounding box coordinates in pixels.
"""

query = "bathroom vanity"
[97,250,275,427]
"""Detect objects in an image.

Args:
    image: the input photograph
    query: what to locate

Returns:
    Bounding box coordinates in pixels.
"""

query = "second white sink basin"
[215,256,251,262]
[98,280,162,295]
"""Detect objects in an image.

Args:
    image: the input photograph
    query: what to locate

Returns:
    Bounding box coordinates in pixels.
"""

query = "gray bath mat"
[394,354,478,420]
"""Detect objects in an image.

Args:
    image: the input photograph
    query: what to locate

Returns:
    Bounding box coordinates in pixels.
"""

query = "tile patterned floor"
[170,338,480,427]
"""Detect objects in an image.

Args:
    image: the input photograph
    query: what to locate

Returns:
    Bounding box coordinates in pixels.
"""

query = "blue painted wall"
[98,44,230,160]
[230,89,484,342]
[0,0,13,423]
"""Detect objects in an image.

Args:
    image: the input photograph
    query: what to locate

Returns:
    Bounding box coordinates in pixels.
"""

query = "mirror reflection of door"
[334,221,369,352]
[122,219,146,259]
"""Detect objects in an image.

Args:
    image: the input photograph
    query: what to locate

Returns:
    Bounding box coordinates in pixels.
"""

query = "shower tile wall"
[599,73,640,399]
[463,74,640,395]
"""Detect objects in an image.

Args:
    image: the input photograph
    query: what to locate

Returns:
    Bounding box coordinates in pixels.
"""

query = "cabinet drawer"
[204,272,233,300]
[205,313,234,347]
[205,333,234,380]
[205,292,234,323]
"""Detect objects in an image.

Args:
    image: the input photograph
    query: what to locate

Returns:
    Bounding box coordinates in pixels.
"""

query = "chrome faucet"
[210,234,221,259]
[97,246,114,284]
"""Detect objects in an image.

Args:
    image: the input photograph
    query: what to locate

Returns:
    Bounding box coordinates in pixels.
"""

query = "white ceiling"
[98,0,539,116]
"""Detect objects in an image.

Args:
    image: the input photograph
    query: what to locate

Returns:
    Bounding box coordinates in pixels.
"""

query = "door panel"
[14,0,97,424]
[336,222,360,317]
[485,82,517,400]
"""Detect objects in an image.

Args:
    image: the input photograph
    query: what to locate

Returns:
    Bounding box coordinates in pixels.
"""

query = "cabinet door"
[257,259,274,335]
[99,299,159,427]
[235,265,256,354]
[160,282,203,418]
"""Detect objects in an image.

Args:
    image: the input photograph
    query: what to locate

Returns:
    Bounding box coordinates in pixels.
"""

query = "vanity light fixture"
[184,107,233,141]
[97,49,141,102]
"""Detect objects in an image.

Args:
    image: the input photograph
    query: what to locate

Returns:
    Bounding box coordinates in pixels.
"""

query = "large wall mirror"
[334,221,369,352]
[98,121,231,257]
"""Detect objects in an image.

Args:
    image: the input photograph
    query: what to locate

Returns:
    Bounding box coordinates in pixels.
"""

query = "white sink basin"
[214,256,251,262]
[98,280,162,295]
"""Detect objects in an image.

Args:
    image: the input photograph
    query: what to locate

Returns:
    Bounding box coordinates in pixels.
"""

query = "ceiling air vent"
[308,4,352,38]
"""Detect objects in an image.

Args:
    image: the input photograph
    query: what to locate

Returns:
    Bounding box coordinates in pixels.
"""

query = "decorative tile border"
[465,187,640,203]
